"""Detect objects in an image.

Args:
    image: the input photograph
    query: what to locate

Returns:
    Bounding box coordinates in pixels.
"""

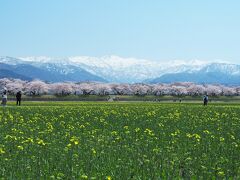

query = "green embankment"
[6,94,240,102]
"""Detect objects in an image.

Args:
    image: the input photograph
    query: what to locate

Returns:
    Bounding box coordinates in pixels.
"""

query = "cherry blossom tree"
[236,87,240,96]
[50,82,73,95]
[78,83,95,95]
[131,84,151,96]
[204,84,222,96]
[221,86,236,96]
[186,84,205,96]
[1,78,240,97]
[168,85,187,96]
[25,80,49,95]
[5,79,26,95]
[110,84,133,95]
[0,78,12,92]
[92,83,114,95]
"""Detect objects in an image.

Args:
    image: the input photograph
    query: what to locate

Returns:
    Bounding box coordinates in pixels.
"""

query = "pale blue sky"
[0,0,239,63]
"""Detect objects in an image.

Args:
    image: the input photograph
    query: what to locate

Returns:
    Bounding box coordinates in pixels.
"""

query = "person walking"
[16,91,22,106]
[1,91,7,107]
[203,95,208,106]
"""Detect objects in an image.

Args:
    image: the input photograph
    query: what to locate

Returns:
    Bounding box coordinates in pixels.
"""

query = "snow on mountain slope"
[1,56,240,83]
[67,56,220,83]
[200,63,240,75]
[0,56,26,65]
[68,56,166,82]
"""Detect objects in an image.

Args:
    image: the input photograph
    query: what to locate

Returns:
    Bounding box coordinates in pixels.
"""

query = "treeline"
[0,78,240,96]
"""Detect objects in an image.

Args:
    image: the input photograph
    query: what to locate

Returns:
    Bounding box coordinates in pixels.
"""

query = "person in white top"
[1,91,7,106]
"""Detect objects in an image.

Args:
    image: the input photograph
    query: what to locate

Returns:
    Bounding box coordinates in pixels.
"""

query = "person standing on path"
[1,91,7,107]
[203,95,209,106]
[16,91,22,106]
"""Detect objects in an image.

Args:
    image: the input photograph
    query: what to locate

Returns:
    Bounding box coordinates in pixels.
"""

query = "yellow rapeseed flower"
[81,174,88,179]
[70,136,80,145]
[37,139,46,146]
[17,145,24,151]
[0,148,5,154]
[67,143,72,148]
[218,171,225,177]
[91,148,96,154]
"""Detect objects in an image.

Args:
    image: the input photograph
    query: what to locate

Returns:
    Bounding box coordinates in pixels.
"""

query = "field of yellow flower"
[0,102,239,179]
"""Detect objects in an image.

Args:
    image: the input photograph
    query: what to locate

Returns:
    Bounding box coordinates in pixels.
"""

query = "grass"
[6,94,240,102]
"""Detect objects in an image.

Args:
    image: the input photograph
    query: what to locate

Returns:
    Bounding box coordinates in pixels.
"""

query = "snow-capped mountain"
[18,56,214,83]
[0,56,240,84]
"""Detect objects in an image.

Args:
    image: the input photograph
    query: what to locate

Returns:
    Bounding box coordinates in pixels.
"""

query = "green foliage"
[0,102,239,179]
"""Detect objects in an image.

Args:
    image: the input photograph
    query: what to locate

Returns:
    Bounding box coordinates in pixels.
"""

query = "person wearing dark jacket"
[203,95,208,106]
[16,91,22,106]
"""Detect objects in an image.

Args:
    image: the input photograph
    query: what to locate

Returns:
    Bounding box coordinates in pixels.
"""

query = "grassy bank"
[6,94,240,102]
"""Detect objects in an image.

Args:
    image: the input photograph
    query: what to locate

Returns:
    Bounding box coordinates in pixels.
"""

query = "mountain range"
[0,56,240,85]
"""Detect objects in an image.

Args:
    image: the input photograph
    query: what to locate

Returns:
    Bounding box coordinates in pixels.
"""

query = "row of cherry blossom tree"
[0,78,240,96]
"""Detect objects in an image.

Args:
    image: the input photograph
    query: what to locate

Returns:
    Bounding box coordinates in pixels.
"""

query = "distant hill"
[0,68,32,80]
[148,72,240,85]
[0,58,107,82]
[148,63,240,85]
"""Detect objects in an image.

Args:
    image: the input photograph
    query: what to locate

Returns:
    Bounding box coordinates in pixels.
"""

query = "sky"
[0,0,240,63]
